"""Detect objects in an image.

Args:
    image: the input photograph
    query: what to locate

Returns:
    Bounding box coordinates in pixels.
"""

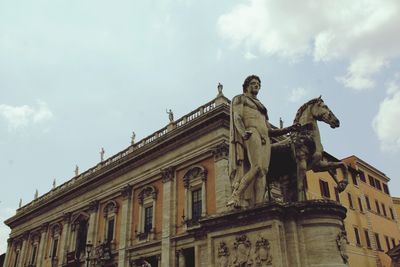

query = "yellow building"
[3,90,399,267]
[306,155,400,267]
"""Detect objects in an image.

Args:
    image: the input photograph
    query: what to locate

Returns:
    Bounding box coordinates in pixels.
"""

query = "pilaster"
[86,200,99,244]
[36,222,49,266]
[118,184,133,267]
[18,231,29,267]
[3,238,13,267]
[59,212,71,266]
[211,141,231,213]
[161,166,176,267]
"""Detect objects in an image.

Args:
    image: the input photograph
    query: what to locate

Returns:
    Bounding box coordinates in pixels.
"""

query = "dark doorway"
[183,247,195,267]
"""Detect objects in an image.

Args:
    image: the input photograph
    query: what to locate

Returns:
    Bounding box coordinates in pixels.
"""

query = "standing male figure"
[227,75,298,207]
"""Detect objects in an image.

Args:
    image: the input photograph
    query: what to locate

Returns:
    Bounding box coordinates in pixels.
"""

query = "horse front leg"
[314,161,349,192]
[296,151,308,202]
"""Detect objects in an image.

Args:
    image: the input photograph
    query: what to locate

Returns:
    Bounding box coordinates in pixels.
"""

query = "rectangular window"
[51,238,59,259]
[383,183,390,195]
[365,230,371,248]
[351,171,358,185]
[358,197,363,212]
[359,171,366,182]
[389,207,395,220]
[319,179,330,198]
[375,179,382,190]
[365,196,371,210]
[385,236,391,251]
[348,193,354,209]
[334,187,340,203]
[144,206,153,233]
[31,245,37,264]
[375,233,382,251]
[354,227,361,246]
[375,200,381,214]
[368,175,375,187]
[107,218,115,242]
[382,203,387,217]
[192,189,202,221]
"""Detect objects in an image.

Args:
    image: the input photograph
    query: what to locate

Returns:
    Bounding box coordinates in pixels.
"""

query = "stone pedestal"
[193,200,348,267]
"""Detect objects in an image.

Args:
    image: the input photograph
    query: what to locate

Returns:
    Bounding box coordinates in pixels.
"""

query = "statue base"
[191,200,348,267]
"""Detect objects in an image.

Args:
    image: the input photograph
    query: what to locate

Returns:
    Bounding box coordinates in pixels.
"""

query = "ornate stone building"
[3,90,400,267]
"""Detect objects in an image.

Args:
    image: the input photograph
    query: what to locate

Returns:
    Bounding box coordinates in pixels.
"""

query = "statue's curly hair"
[242,75,261,92]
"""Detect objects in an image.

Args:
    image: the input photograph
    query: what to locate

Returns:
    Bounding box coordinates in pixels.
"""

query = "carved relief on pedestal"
[233,235,252,267]
[217,241,230,267]
[254,237,272,266]
[336,230,349,264]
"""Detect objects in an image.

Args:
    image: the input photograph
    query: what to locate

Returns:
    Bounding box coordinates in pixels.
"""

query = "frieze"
[233,234,252,266]
[217,241,230,267]
[255,237,272,266]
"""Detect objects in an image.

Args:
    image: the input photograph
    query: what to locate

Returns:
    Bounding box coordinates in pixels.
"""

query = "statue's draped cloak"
[228,94,269,181]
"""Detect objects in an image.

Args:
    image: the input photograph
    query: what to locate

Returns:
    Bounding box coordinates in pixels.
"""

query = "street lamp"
[86,242,93,267]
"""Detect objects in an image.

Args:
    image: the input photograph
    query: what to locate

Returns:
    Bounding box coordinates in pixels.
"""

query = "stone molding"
[103,200,119,216]
[87,200,100,213]
[138,186,158,204]
[183,165,207,188]
[40,222,49,233]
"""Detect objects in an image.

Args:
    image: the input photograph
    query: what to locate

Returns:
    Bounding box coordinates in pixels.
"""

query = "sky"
[1,0,400,254]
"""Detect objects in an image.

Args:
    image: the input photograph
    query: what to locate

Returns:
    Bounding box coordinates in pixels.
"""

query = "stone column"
[18,232,29,267]
[118,184,133,267]
[211,142,230,213]
[58,212,71,266]
[201,174,207,217]
[36,222,49,266]
[86,200,99,244]
[161,166,176,267]
[3,238,13,267]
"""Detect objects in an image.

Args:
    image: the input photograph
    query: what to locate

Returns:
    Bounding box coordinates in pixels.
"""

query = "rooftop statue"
[227,75,299,208]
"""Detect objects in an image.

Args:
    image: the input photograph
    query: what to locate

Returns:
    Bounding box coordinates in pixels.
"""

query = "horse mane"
[293,97,323,123]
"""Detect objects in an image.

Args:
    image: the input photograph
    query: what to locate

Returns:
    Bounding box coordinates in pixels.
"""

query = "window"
[71,213,89,260]
[375,200,381,214]
[191,189,202,222]
[385,236,391,251]
[358,198,363,212]
[183,166,207,225]
[365,196,371,210]
[375,233,382,251]
[364,230,371,248]
[103,201,118,243]
[334,187,340,203]
[50,223,61,260]
[138,186,157,239]
[368,175,375,187]
[354,227,361,246]
[348,193,354,209]
[351,171,358,185]
[383,184,390,195]
[29,233,40,265]
[51,238,59,259]
[382,203,387,217]
[359,171,366,182]
[375,179,382,191]
[319,179,330,198]
[389,207,395,220]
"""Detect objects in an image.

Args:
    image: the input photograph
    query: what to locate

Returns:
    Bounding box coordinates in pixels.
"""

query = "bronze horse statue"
[269,96,349,202]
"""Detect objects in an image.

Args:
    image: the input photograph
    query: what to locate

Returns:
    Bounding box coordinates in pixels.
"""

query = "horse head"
[311,96,340,128]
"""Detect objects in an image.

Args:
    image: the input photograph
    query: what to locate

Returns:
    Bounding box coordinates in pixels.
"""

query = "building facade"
[3,92,400,267]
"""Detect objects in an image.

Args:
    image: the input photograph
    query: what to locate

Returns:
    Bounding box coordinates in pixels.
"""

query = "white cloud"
[372,78,400,151]
[217,0,400,90]
[244,51,257,60]
[288,87,308,103]
[0,101,53,131]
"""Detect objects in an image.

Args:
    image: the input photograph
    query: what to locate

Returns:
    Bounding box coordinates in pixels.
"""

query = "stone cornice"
[5,101,230,228]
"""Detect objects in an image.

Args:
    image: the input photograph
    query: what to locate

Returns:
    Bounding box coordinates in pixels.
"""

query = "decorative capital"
[212,141,229,161]
[22,231,30,240]
[63,212,72,223]
[87,200,99,213]
[40,222,49,233]
[121,184,133,199]
[161,166,176,183]
[7,237,13,245]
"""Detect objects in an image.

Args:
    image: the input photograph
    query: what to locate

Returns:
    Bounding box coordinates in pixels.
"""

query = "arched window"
[50,223,62,261]
[28,232,41,266]
[103,201,119,244]
[183,166,207,225]
[71,212,89,260]
[137,186,157,241]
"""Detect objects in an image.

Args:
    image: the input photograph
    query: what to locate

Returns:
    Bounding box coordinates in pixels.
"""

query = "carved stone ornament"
[217,241,230,267]
[87,200,99,213]
[103,200,119,216]
[40,222,49,233]
[183,166,207,188]
[161,166,176,183]
[138,186,158,204]
[121,184,133,199]
[255,237,272,266]
[212,141,229,161]
[50,223,62,237]
[233,235,252,267]
[63,212,72,223]
[336,230,349,264]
